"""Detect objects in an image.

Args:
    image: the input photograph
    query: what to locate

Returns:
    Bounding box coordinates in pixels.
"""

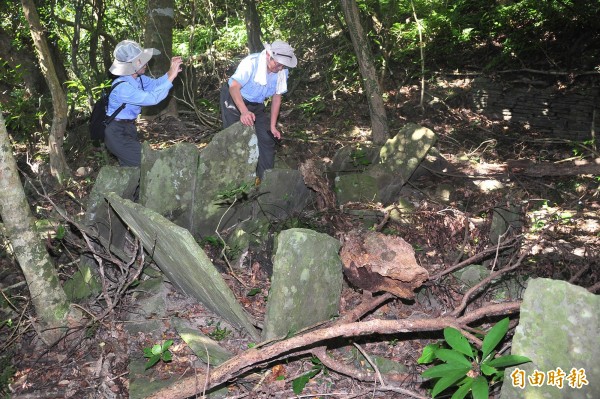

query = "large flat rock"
[106,193,260,341]
[263,228,343,340]
[500,278,599,399]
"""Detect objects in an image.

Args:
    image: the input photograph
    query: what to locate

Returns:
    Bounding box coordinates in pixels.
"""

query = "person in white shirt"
[220,40,298,182]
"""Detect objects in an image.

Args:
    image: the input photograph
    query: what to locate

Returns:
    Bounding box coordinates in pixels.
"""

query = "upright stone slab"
[500,278,599,399]
[84,165,140,251]
[489,205,522,245]
[332,123,437,205]
[329,145,380,176]
[368,123,437,204]
[256,169,315,220]
[193,123,258,237]
[263,228,343,340]
[334,173,379,205]
[70,166,140,300]
[140,142,199,231]
[106,193,260,341]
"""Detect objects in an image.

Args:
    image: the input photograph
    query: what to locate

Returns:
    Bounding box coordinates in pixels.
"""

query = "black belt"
[243,98,263,106]
[114,118,136,123]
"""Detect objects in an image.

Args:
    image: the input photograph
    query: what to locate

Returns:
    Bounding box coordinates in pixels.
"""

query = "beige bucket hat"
[109,40,160,76]
[264,40,297,68]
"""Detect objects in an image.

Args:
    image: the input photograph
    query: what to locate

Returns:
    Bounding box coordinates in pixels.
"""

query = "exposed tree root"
[145,301,521,399]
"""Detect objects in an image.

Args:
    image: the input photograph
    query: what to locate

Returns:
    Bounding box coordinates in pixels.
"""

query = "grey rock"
[106,193,260,340]
[173,317,233,366]
[140,142,199,230]
[371,123,437,204]
[193,123,258,238]
[500,278,599,399]
[84,165,139,256]
[263,228,343,340]
[256,168,315,220]
[335,173,379,204]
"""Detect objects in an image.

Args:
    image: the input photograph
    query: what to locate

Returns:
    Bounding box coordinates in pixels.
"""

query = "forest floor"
[1,77,599,398]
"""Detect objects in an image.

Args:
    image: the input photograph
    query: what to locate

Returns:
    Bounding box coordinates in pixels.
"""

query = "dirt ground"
[1,79,599,398]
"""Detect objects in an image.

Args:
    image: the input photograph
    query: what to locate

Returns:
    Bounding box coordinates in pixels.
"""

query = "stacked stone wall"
[469,77,599,141]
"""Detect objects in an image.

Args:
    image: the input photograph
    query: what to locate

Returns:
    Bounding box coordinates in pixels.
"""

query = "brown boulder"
[340,230,429,299]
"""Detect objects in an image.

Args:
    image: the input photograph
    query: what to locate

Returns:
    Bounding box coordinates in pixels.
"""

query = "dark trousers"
[104,121,141,167]
[220,84,275,179]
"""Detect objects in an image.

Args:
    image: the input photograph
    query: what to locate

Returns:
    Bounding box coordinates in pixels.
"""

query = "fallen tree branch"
[429,236,520,280]
[506,158,600,177]
[336,292,395,324]
[312,345,376,382]
[145,301,521,399]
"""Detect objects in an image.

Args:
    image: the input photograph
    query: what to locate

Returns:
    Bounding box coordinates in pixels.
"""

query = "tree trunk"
[340,0,389,145]
[144,0,177,117]
[89,0,106,81]
[0,26,46,99]
[21,0,71,184]
[0,113,80,346]
[244,0,263,53]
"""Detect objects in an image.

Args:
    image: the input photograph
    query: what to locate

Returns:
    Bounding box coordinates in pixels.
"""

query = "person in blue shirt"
[105,40,183,167]
[221,40,298,182]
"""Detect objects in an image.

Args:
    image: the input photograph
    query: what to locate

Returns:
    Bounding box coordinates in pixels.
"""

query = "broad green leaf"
[480,363,497,376]
[444,328,474,358]
[423,363,471,379]
[435,349,472,368]
[482,318,509,359]
[162,351,173,362]
[481,350,496,363]
[151,344,162,356]
[418,343,440,364]
[311,357,323,366]
[471,376,489,399]
[306,368,320,379]
[292,374,311,394]
[143,348,153,358]
[247,288,261,296]
[451,378,474,399]
[162,339,174,351]
[486,354,532,368]
[144,355,160,370]
[431,370,469,397]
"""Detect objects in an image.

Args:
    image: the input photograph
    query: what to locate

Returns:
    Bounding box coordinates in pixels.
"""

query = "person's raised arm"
[167,57,183,82]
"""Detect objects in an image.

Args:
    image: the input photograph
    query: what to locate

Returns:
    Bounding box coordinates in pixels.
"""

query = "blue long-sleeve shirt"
[107,74,173,119]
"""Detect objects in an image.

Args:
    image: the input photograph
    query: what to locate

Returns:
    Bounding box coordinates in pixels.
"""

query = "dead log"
[507,158,600,177]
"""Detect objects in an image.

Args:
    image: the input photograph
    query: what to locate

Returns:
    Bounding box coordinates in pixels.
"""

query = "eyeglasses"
[269,55,286,69]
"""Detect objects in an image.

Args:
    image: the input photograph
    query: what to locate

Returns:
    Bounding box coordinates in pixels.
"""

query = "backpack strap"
[105,80,127,124]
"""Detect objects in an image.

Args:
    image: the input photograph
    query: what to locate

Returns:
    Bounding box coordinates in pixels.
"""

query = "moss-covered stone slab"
[369,123,437,204]
[173,318,233,366]
[192,122,258,238]
[106,193,260,341]
[63,263,101,301]
[334,173,379,205]
[140,142,200,230]
[500,278,599,399]
[77,166,140,299]
[263,228,342,340]
[84,165,139,255]
[256,169,314,220]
